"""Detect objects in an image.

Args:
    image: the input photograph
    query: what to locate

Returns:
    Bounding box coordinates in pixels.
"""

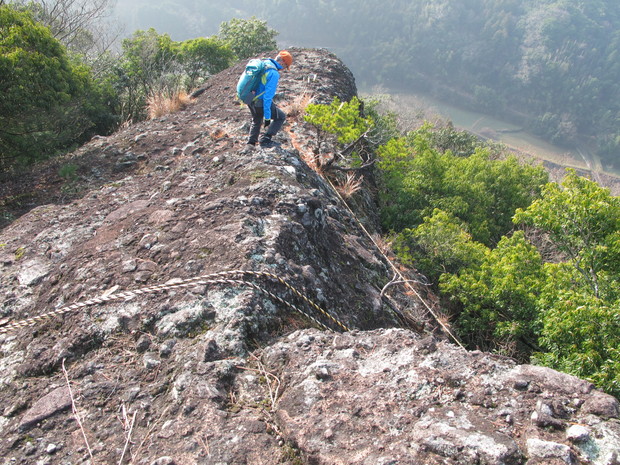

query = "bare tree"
[13,0,123,68]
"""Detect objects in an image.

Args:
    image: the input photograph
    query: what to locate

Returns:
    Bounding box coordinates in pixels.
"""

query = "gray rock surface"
[0,48,619,465]
[267,329,620,465]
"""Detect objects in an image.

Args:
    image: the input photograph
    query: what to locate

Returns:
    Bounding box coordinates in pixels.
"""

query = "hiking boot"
[259,139,281,148]
[240,143,256,154]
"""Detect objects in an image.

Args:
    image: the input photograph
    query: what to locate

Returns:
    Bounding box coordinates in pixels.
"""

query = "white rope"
[325,176,465,349]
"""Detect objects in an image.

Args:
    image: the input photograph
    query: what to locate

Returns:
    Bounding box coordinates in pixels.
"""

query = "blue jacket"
[256,59,282,120]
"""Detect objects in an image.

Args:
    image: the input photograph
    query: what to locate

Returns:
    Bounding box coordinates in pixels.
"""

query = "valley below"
[368,90,620,194]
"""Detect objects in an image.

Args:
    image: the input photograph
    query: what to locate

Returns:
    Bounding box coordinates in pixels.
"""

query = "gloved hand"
[264,119,271,128]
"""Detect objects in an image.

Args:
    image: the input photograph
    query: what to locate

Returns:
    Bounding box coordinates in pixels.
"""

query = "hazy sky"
[110,0,250,41]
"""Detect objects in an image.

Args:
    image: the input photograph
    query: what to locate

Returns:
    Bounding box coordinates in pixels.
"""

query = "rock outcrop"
[1,48,619,465]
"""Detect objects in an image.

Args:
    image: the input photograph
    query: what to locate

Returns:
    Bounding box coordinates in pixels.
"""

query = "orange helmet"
[277,50,293,69]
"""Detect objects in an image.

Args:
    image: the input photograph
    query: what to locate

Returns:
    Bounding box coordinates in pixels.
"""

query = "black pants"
[247,100,286,145]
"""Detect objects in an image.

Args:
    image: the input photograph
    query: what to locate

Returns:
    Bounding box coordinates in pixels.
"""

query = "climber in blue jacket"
[243,50,293,150]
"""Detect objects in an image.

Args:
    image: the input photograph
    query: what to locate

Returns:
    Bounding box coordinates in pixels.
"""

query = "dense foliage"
[441,231,544,355]
[375,120,620,396]
[304,97,373,152]
[217,16,278,59]
[303,97,620,395]
[517,172,620,395]
[0,6,113,168]
[378,124,548,246]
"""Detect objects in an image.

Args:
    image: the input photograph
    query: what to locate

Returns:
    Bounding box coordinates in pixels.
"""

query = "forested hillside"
[116,0,620,169]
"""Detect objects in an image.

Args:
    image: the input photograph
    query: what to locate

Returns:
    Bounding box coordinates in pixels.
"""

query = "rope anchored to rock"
[0,270,351,335]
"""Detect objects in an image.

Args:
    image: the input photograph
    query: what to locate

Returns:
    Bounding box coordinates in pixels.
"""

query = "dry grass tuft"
[335,173,363,198]
[147,91,192,119]
[281,92,314,121]
[211,128,228,140]
[371,233,393,256]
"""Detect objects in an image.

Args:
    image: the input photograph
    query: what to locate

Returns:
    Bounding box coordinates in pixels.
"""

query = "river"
[370,91,593,170]
[362,90,620,193]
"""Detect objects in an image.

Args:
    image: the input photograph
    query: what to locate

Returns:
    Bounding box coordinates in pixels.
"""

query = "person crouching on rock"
[243,50,293,150]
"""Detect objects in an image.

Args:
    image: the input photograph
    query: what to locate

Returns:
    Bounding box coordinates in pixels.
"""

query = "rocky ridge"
[0,48,619,465]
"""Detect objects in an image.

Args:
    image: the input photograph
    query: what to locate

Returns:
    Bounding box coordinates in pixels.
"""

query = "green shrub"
[441,231,544,356]
[304,96,373,154]
[377,124,548,245]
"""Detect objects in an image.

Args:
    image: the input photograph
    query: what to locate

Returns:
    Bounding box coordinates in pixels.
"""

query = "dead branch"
[62,359,95,463]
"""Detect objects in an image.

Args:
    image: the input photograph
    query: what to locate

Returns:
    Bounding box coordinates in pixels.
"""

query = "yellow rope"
[1,153,458,345]
[0,270,350,335]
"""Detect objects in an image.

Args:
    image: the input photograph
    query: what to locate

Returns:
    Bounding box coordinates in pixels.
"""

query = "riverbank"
[365,90,620,194]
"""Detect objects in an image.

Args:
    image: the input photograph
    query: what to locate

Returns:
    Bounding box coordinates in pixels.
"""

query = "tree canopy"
[514,171,620,396]
[378,123,548,246]
[0,5,104,167]
[217,17,278,59]
[366,115,620,396]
